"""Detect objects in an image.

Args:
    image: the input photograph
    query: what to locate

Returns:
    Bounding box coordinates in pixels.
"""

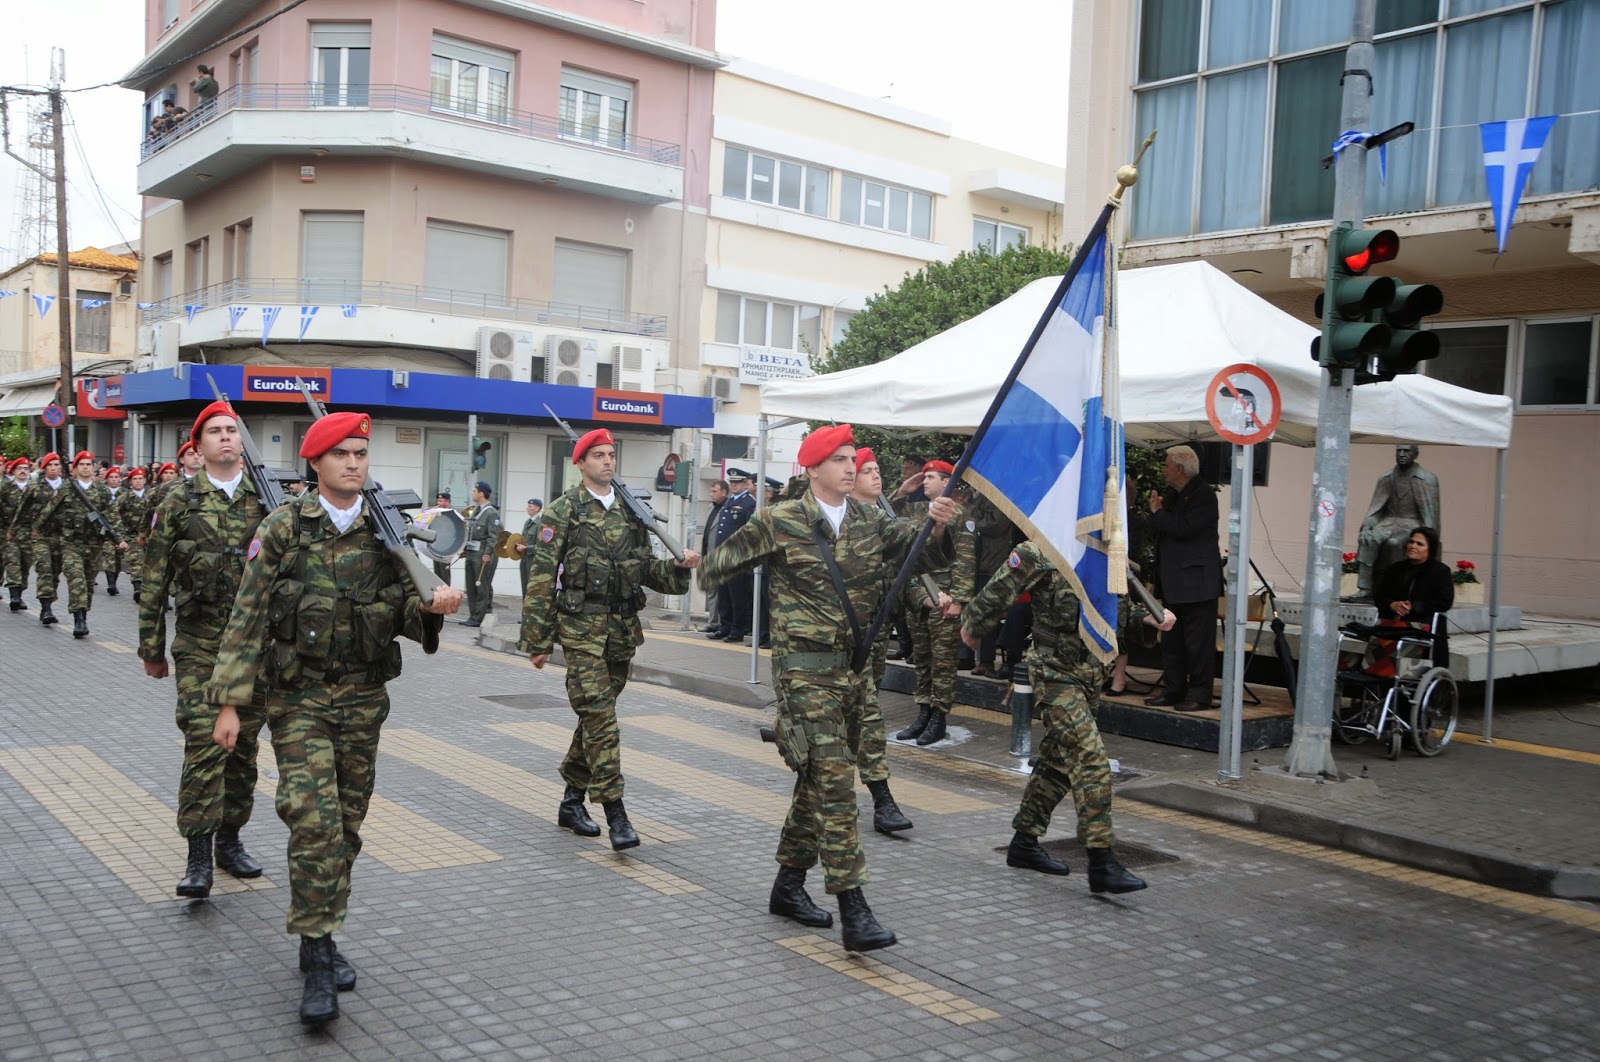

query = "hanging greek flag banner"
[261,305,282,347]
[34,295,54,318]
[79,299,109,309]
[184,304,202,325]
[298,305,319,340]
[1481,115,1558,254]
[227,305,248,330]
[0,290,19,297]
[341,304,358,318]
[137,301,158,309]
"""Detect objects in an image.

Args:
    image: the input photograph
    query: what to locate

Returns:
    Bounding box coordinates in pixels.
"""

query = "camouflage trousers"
[174,642,263,836]
[268,682,391,937]
[908,600,960,715]
[559,647,633,803]
[857,643,890,784]
[467,555,498,622]
[124,542,145,585]
[774,668,870,894]
[1012,666,1114,849]
[31,539,63,604]
[1,536,29,588]
[60,542,104,612]
[99,542,122,576]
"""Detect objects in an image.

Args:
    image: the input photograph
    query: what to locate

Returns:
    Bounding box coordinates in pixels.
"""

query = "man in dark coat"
[1144,445,1222,712]
[700,479,728,636]
[712,469,756,642]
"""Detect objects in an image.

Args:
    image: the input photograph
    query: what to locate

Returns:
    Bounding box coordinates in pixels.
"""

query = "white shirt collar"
[210,469,244,499]
[43,476,62,489]
[586,485,616,510]
[817,496,847,535]
[317,492,364,533]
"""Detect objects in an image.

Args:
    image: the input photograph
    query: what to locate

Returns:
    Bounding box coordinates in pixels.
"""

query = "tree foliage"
[0,416,34,463]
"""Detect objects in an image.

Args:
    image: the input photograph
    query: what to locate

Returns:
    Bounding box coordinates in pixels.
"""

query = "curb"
[1120,780,1600,902]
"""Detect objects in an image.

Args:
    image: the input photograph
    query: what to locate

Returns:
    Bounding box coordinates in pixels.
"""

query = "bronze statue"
[1356,444,1441,597]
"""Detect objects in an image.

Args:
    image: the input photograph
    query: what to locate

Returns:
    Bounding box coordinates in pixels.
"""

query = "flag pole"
[852,135,1157,672]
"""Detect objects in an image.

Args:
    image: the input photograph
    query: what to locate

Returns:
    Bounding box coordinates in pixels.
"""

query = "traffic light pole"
[1282,0,1376,779]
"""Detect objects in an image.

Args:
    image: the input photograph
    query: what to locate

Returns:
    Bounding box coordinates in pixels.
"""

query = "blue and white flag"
[184,304,202,325]
[1481,115,1558,254]
[34,295,54,318]
[298,305,319,340]
[227,304,248,330]
[79,299,108,310]
[0,290,17,298]
[340,303,358,318]
[261,305,282,347]
[964,227,1126,661]
[137,301,158,309]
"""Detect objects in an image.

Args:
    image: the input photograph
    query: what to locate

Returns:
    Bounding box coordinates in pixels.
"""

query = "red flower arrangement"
[1341,551,1359,574]
[1452,559,1479,585]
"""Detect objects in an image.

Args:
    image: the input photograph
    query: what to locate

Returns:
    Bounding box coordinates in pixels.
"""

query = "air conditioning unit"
[544,333,600,388]
[705,375,737,403]
[612,344,658,392]
[138,322,181,369]
[476,327,537,381]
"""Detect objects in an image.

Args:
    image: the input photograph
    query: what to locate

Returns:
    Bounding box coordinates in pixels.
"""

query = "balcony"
[138,83,684,204]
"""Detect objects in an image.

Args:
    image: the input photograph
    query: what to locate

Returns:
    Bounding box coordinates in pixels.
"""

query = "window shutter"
[552,242,627,314]
[425,222,509,302]
[302,213,364,300]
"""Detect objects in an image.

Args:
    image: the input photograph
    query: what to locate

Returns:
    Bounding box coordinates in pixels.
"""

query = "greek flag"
[260,305,282,347]
[1481,115,1558,254]
[964,226,1126,661]
[33,295,54,318]
[340,304,358,318]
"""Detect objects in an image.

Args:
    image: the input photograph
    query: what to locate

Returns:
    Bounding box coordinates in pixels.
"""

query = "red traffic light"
[1340,229,1399,273]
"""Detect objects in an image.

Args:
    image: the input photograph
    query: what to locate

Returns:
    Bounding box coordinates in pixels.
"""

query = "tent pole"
[1483,446,1506,744]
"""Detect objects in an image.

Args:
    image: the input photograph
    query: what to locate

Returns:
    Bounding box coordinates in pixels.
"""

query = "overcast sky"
[0,0,1069,260]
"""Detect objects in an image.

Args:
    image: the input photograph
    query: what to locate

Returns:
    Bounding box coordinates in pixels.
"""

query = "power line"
[62,98,138,250]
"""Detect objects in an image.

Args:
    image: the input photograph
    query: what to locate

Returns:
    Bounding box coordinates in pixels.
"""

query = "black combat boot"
[72,610,89,638]
[768,866,833,928]
[915,712,948,746]
[297,936,340,1026]
[1087,848,1148,894]
[8,587,23,611]
[894,705,932,742]
[39,602,57,625]
[1006,830,1071,875]
[175,833,214,898]
[131,580,142,603]
[105,572,119,595]
[557,784,601,837]
[837,888,896,952]
[300,934,357,992]
[866,780,912,833]
[602,799,639,851]
[214,827,263,878]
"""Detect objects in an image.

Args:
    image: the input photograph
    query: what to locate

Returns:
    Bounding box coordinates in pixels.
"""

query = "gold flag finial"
[1109,130,1158,206]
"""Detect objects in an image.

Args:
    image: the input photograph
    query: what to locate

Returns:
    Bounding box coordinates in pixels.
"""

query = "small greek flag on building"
[227,305,248,330]
[299,305,319,340]
[340,304,359,318]
[1481,115,1558,254]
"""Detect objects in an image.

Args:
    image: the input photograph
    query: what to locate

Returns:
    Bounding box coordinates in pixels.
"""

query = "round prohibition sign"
[40,403,66,428]
[1205,363,1282,445]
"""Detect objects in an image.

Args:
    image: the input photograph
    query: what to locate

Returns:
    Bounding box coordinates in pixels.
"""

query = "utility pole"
[1281,1,1375,779]
[50,82,75,457]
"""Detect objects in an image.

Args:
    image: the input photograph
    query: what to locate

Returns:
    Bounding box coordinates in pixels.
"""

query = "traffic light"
[1312,223,1398,371]
[1368,281,1443,381]
[472,439,491,470]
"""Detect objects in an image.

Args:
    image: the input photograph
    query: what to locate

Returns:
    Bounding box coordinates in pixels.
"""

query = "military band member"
[431,490,453,585]
[117,465,152,602]
[701,424,957,952]
[519,428,698,850]
[516,496,543,598]
[9,453,66,624]
[460,481,501,627]
[2,456,35,610]
[35,451,123,637]
[207,410,464,1027]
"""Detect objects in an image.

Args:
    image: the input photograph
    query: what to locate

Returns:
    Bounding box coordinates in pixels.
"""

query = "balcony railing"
[140,82,683,166]
[139,279,669,338]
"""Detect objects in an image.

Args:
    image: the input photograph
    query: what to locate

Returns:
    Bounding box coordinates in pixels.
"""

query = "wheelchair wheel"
[1332,682,1371,745]
[1409,667,1459,757]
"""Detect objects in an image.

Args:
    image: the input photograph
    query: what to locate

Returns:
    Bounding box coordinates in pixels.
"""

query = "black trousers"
[718,573,753,636]
[1160,599,1218,705]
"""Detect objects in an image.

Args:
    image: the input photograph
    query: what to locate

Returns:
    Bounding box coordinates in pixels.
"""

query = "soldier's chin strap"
[808,519,866,673]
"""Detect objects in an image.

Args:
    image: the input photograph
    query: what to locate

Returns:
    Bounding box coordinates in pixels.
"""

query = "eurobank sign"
[593,389,664,424]
[242,366,331,403]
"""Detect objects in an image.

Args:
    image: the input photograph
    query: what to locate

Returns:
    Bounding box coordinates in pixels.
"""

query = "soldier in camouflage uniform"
[35,451,123,637]
[99,465,125,595]
[141,401,272,901]
[145,442,200,517]
[459,480,501,627]
[701,424,958,953]
[520,427,697,851]
[206,410,463,1027]
[961,541,1147,894]
[2,457,35,610]
[116,465,152,601]
[892,460,976,747]
[10,453,66,624]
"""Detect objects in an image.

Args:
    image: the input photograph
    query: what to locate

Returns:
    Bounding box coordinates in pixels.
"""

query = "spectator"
[1374,525,1453,668]
[700,479,729,637]
[1144,445,1223,712]
[712,469,756,642]
[192,64,220,106]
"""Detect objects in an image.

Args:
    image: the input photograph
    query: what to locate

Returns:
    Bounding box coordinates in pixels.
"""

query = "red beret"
[922,460,954,475]
[300,411,372,459]
[39,452,61,468]
[571,427,615,463]
[126,465,147,480]
[797,424,855,468]
[72,450,95,466]
[190,400,237,443]
[157,462,177,476]
[176,440,196,459]
[854,447,877,473]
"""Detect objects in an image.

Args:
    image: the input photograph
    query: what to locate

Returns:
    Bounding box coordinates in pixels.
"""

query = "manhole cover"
[991,838,1180,872]
[481,694,546,710]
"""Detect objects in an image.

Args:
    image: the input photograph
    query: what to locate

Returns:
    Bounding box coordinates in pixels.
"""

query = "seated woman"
[1373,525,1453,667]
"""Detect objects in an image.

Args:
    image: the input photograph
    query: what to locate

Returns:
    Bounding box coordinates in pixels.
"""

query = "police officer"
[431,490,453,585]
[460,481,501,627]
[713,469,756,642]
[961,541,1148,895]
[36,451,123,637]
[701,424,957,952]
[516,497,543,598]
[117,465,152,602]
[520,427,698,851]
[141,401,271,899]
[2,456,35,610]
[10,453,66,624]
[207,410,464,1027]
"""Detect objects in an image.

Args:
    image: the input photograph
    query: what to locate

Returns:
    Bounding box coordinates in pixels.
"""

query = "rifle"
[295,378,448,604]
[1125,559,1165,621]
[542,403,685,561]
[872,494,944,609]
[206,374,289,511]
[70,478,119,542]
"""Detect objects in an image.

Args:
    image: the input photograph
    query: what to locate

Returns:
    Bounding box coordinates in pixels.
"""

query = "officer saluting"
[460,481,501,627]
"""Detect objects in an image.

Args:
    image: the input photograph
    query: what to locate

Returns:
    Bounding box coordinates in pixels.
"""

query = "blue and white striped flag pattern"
[34,295,54,318]
[184,304,202,325]
[261,306,282,347]
[227,305,248,330]
[1481,115,1558,254]
[965,229,1126,661]
[341,304,358,318]
[0,290,17,298]
[299,305,319,340]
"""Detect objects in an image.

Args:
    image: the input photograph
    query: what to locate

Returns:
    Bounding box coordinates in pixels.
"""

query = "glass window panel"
[798,305,822,355]
[430,56,452,107]
[1270,51,1343,224]
[888,187,910,232]
[750,154,775,203]
[831,309,855,346]
[841,176,862,224]
[1207,0,1271,67]
[1365,30,1435,213]
[559,86,576,132]
[715,292,741,344]
[316,50,340,104]
[911,193,932,239]
[606,99,627,143]
[1001,223,1027,248]
[1199,66,1268,231]
[863,183,886,227]
[803,167,829,215]
[1279,0,1353,53]
[973,219,997,251]
[1427,325,1508,394]
[581,92,601,138]
[723,147,748,199]
[1138,0,1200,81]
[778,160,802,209]
[487,69,510,121]
[770,303,797,349]
[1437,10,1531,205]
[1448,0,1515,15]
[458,63,479,112]
[743,299,768,346]
[1376,0,1439,34]
[1531,0,1600,196]
[347,49,370,105]
[1132,82,1196,238]
[1521,321,1593,405]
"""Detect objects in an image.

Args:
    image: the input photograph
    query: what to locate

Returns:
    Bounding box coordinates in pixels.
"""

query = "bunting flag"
[33,295,55,318]
[227,305,248,330]
[1481,115,1559,254]
[79,299,109,310]
[1331,129,1388,185]
[136,301,158,309]
[341,304,358,318]
[0,290,20,297]
[184,304,202,325]
[261,305,282,347]
[298,305,319,340]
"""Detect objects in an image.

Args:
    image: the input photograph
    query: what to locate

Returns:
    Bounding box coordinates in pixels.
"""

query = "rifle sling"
[808,520,866,673]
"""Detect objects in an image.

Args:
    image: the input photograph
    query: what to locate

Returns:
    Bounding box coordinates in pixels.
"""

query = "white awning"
[0,383,59,418]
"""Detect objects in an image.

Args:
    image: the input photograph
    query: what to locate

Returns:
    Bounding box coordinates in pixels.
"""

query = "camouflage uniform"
[963,542,1116,848]
[463,500,502,623]
[35,478,118,612]
[700,494,949,893]
[205,489,443,936]
[897,499,976,720]
[11,479,64,605]
[1,476,33,593]
[116,485,153,586]
[140,472,268,838]
[518,485,689,803]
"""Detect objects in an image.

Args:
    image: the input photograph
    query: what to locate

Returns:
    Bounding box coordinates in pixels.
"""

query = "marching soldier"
[146,441,201,514]
[206,410,464,1027]
[893,461,975,747]
[116,465,152,602]
[2,456,35,610]
[141,401,270,900]
[701,424,957,952]
[459,481,501,627]
[520,427,697,850]
[156,461,179,486]
[960,541,1148,895]
[12,453,70,628]
[35,451,124,637]
[100,465,125,595]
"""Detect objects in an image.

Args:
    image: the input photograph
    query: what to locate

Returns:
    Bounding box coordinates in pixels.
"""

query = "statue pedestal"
[1339,573,1360,598]
[1455,582,1484,605]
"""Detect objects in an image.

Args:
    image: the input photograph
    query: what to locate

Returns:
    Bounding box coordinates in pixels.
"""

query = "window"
[151,253,173,301]
[185,237,209,292]
[840,176,932,239]
[224,221,252,282]
[1426,317,1600,409]
[231,40,260,91]
[1520,319,1595,407]
[310,23,371,107]
[830,308,855,348]
[553,241,628,317]
[1427,324,1510,396]
[76,290,111,354]
[972,218,1028,253]
[301,212,364,301]
[161,0,178,29]
[715,292,821,351]
[424,220,509,302]
[721,146,830,216]
[430,36,514,123]
[559,68,632,149]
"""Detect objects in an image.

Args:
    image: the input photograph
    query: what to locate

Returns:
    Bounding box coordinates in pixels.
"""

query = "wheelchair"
[1332,614,1459,760]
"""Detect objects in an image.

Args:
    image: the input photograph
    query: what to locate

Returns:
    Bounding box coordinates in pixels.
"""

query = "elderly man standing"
[1145,445,1222,713]
[1356,444,1441,598]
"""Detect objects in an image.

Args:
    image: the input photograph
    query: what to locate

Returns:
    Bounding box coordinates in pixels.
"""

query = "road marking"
[576,849,703,895]
[1452,731,1600,767]
[94,639,136,655]
[646,629,770,657]
[777,935,1001,1026]
[0,745,275,904]
[629,715,1000,815]
[381,729,692,844]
